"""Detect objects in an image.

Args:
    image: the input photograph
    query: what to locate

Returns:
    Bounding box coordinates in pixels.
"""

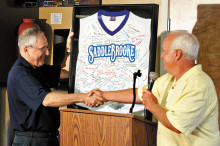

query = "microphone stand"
[129,70,141,114]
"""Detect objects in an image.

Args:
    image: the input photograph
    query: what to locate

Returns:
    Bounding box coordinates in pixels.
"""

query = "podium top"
[60,108,157,127]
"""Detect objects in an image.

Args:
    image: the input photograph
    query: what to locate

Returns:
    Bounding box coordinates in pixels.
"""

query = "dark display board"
[69,4,159,94]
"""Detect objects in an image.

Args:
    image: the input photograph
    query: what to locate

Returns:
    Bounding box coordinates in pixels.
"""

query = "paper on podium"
[75,101,145,117]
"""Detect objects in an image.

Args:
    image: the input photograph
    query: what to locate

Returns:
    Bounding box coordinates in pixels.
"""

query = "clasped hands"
[82,88,159,109]
[83,89,106,107]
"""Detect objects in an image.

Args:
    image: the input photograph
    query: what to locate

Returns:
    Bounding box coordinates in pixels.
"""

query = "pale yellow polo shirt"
[138,65,220,146]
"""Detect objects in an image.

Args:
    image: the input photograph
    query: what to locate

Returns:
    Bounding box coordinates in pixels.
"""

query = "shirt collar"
[18,55,34,70]
[173,64,202,86]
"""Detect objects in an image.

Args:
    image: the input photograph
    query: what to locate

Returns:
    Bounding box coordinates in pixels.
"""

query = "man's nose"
[45,48,50,56]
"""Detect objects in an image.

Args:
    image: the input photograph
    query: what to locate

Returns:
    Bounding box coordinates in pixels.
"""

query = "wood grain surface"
[60,108,157,146]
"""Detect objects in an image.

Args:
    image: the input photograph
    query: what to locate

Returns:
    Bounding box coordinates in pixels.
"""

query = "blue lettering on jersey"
[88,44,135,64]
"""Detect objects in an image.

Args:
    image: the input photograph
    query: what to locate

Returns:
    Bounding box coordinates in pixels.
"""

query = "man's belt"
[15,131,59,138]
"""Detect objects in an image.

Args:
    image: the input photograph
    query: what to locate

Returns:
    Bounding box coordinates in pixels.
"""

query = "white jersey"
[75,9,151,93]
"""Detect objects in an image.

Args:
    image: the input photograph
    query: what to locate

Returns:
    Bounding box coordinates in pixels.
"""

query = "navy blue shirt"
[7,55,61,132]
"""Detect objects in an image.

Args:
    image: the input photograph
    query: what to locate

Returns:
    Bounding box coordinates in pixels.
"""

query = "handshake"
[82,89,107,107]
[80,87,158,109]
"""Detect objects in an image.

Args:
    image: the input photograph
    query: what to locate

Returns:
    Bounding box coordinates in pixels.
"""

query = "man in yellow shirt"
[92,31,220,145]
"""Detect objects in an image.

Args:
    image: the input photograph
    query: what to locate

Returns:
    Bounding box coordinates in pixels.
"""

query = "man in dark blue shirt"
[7,28,105,146]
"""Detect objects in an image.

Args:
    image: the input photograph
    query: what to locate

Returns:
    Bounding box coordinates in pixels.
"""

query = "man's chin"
[164,67,167,71]
[37,61,45,67]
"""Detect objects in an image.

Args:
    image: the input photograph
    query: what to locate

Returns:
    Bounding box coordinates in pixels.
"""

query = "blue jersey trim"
[98,9,130,36]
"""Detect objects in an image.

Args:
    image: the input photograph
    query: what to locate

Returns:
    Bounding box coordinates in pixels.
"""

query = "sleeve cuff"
[137,85,148,101]
[166,111,191,136]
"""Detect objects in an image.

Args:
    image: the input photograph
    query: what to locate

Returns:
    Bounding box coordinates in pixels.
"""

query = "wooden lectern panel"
[133,118,157,146]
[60,108,157,146]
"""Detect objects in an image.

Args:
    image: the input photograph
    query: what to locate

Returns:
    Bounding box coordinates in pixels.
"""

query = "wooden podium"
[60,108,157,146]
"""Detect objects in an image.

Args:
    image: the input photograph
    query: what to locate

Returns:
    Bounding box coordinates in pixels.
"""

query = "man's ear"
[175,49,183,61]
[23,46,30,55]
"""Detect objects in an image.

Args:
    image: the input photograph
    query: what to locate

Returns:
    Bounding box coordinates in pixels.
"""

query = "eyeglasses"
[37,45,49,53]
[28,45,49,53]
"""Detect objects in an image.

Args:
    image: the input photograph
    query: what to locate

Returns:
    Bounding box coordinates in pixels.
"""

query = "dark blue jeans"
[12,134,59,146]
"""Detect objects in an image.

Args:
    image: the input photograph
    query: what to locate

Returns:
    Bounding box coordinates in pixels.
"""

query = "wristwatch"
[66,51,70,55]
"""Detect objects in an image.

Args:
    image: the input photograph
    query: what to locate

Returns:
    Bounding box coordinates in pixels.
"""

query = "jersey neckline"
[97,9,130,36]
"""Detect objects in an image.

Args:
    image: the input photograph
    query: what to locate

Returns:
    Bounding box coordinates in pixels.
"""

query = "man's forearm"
[42,92,85,107]
[60,68,69,79]
[60,49,69,69]
[102,88,142,103]
[150,104,180,133]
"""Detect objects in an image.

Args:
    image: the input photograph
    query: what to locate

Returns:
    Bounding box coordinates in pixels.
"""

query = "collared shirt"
[7,55,61,132]
[138,65,220,146]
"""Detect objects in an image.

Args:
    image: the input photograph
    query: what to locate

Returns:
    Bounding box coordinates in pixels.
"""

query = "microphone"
[129,70,142,114]
[145,72,159,120]
[148,72,159,91]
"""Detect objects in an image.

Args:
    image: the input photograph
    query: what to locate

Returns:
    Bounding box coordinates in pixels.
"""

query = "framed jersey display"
[68,4,159,109]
